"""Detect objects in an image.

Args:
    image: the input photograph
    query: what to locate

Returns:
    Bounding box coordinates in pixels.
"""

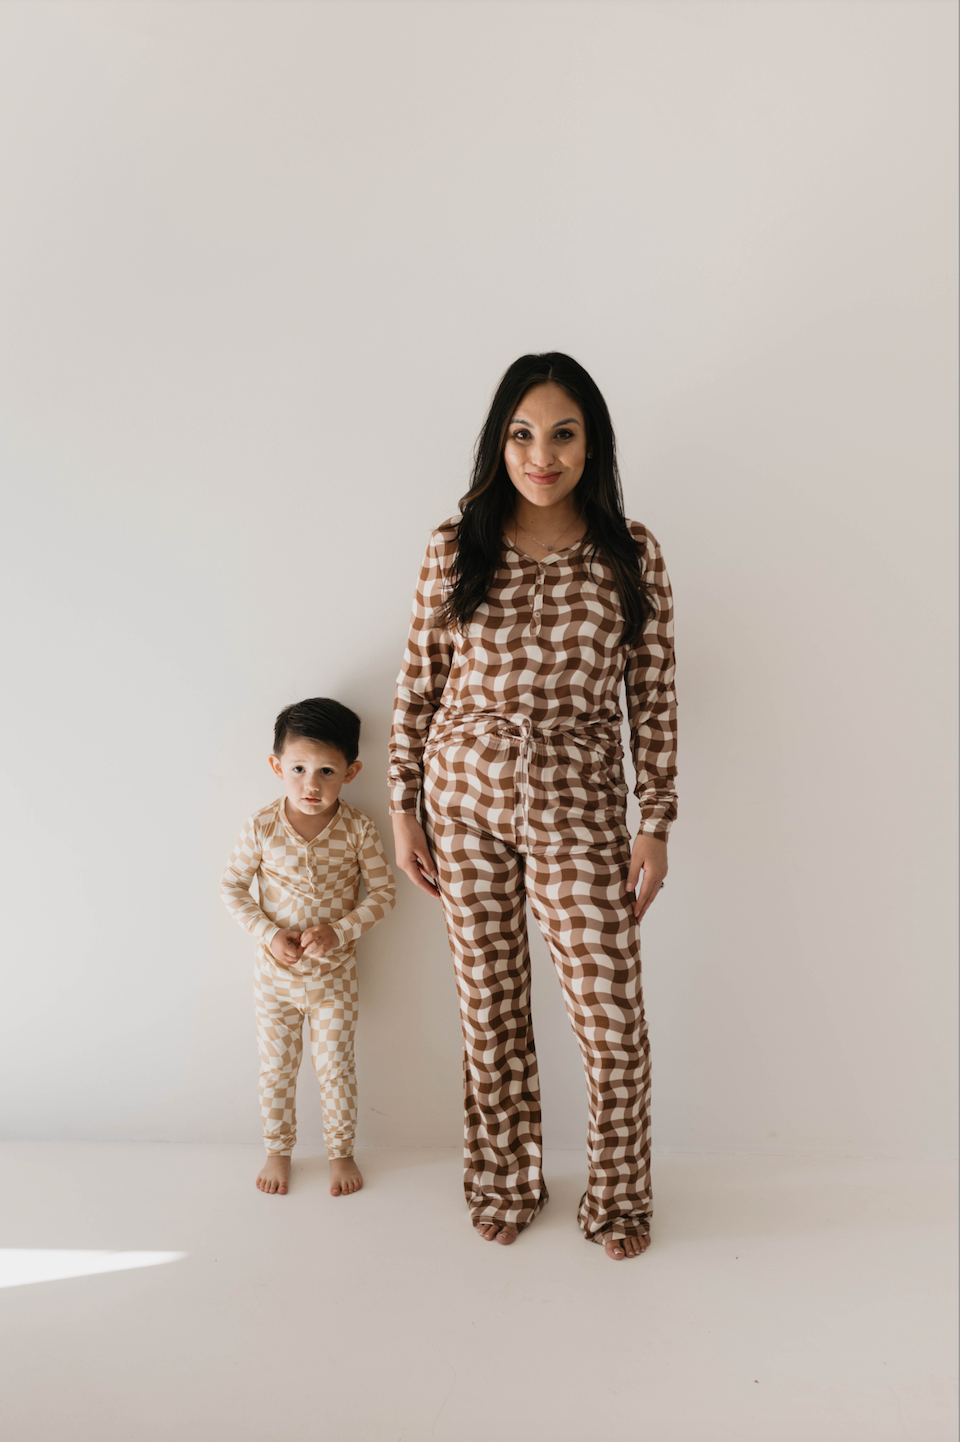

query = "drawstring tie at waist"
[428,717,621,849]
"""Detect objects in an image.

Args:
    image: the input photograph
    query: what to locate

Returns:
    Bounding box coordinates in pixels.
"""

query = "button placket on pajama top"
[389,518,677,1243]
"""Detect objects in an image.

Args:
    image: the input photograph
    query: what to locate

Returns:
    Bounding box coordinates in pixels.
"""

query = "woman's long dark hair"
[437,352,654,647]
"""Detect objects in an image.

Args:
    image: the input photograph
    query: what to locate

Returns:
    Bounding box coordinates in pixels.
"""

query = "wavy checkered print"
[222,798,395,1155]
[389,520,676,1245]
[389,519,677,836]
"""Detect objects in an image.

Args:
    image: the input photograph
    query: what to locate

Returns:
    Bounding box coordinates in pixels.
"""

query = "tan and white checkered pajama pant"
[254,960,359,1158]
[423,722,652,1246]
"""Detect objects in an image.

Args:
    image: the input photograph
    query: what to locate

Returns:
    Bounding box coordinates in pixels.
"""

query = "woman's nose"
[529,442,554,468]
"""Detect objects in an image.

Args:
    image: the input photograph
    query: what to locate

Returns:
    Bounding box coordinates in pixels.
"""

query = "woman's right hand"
[391,813,441,898]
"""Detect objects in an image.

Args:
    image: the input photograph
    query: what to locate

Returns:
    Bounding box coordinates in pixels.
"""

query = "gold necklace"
[515,516,580,553]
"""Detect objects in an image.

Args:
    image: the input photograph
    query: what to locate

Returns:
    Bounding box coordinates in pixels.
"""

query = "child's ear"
[268,754,283,779]
[344,759,362,784]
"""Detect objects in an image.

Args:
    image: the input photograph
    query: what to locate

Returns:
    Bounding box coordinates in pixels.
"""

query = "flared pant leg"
[426,817,549,1230]
[524,847,652,1244]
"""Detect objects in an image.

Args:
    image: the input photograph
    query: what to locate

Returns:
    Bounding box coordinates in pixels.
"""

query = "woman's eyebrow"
[509,416,581,426]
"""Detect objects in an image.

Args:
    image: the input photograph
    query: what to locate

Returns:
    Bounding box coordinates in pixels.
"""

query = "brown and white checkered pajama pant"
[254,960,359,1158]
[423,720,652,1245]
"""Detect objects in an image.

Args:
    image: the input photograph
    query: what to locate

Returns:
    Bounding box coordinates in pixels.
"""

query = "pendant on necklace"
[546,545,553,551]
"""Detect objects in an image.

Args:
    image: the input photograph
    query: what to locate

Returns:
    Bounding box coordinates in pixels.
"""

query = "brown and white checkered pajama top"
[389,519,677,1244]
[222,798,395,1157]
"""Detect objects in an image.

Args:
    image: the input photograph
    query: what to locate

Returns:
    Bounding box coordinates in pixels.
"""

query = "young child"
[221,697,395,1197]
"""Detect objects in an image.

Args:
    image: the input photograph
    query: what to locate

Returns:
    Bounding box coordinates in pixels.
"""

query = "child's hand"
[270,928,303,967]
[299,924,340,960]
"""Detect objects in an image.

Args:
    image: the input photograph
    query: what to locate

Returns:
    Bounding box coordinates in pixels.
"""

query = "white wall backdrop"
[1,0,956,1156]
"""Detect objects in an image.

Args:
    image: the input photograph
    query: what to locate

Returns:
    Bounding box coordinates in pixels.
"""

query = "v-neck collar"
[279,796,341,845]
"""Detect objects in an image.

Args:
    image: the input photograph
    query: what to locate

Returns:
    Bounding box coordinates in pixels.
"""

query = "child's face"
[269,737,361,819]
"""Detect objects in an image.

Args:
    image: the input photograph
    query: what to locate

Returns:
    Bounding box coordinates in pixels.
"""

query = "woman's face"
[502,383,588,510]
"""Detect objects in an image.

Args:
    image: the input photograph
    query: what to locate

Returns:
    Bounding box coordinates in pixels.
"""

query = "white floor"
[0,1145,955,1442]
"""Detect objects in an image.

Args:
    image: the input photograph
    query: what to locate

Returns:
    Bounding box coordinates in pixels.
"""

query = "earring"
[587,451,594,459]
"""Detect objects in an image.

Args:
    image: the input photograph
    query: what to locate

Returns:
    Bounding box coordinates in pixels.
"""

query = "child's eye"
[293,766,304,773]
[321,769,334,775]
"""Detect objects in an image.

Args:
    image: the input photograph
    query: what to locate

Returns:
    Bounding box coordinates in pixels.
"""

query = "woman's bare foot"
[329,1156,363,1196]
[475,1220,519,1245]
[605,1232,650,1260]
[256,1155,291,1194]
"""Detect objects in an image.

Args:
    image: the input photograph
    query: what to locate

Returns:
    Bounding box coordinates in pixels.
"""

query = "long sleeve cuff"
[328,886,397,946]
[635,785,677,840]
[388,777,422,814]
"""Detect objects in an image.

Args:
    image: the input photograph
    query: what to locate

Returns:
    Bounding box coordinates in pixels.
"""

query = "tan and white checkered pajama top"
[389,519,677,1244]
[221,798,395,1157]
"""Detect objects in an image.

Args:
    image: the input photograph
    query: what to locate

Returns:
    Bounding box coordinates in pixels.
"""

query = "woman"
[389,353,677,1261]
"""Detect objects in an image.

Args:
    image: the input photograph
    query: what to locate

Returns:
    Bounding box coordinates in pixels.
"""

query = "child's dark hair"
[272,698,361,765]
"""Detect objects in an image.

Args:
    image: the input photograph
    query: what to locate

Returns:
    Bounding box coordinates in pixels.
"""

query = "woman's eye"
[555,430,573,440]
[511,429,530,441]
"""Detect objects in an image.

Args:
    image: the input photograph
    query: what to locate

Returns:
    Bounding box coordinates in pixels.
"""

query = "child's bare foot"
[475,1221,519,1245]
[329,1156,363,1196]
[605,1233,650,1260]
[257,1155,291,1194]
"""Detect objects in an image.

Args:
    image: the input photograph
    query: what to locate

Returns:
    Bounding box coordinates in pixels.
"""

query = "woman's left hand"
[627,834,668,922]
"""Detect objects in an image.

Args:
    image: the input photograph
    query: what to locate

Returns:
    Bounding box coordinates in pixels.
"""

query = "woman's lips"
[527,472,561,485]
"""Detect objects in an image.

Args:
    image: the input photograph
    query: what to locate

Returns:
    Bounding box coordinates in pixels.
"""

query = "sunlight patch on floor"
[0,1249,187,1289]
